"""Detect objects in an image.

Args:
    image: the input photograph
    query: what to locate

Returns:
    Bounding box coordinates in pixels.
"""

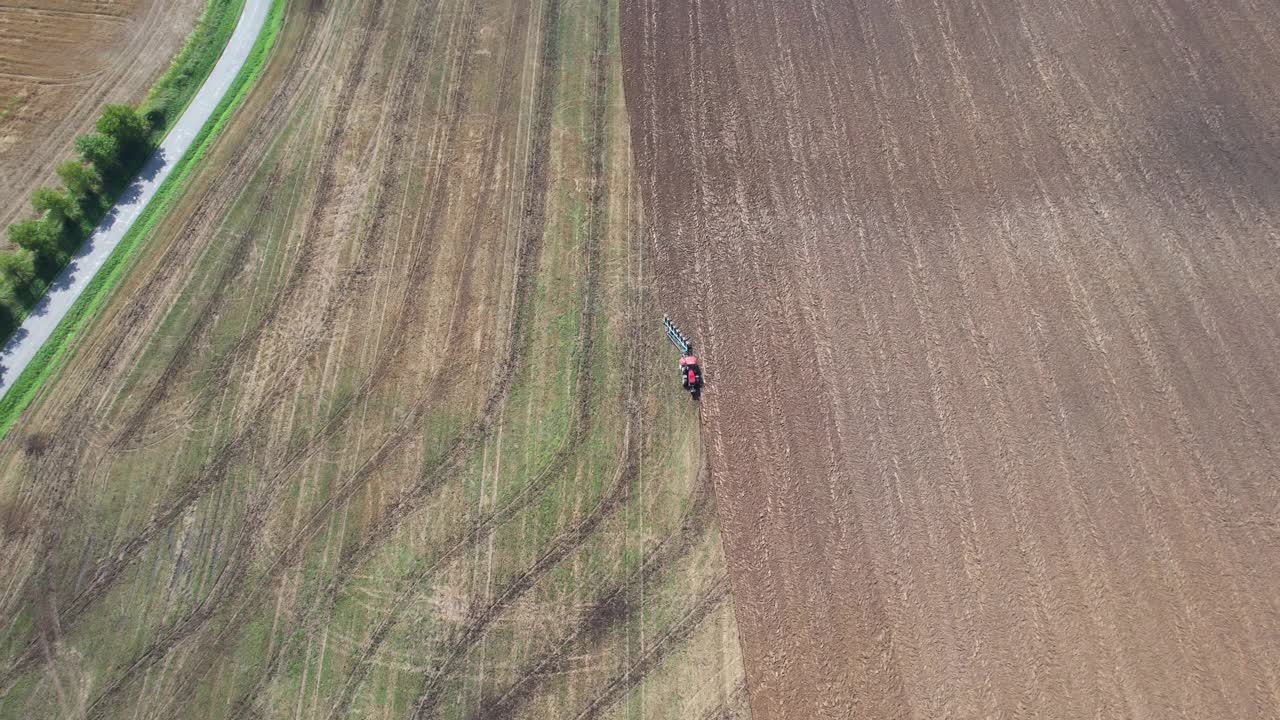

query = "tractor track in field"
[218,4,578,708]
[404,434,638,720]
[0,6,376,685]
[333,0,591,583]
[88,0,577,708]
[75,0,501,711]
[472,461,717,719]
[309,12,613,707]
[244,5,614,708]
[0,158,292,691]
[352,402,632,719]
[71,0,394,463]
[696,679,750,720]
[87,0,443,563]
[2,0,747,717]
[86,12,344,452]
[404,298,629,720]
[404,6,618,711]
[573,574,732,720]
[6,0,537,704]
[2,0,335,610]
[92,43,339,450]
[52,3,340,449]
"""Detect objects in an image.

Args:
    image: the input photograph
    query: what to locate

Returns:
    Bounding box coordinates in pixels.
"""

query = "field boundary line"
[0,0,286,440]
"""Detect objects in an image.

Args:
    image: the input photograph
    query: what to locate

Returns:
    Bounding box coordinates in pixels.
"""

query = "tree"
[0,251,35,291]
[7,219,59,261]
[0,301,15,345]
[31,187,79,224]
[75,132,120,177]
[96,104,149,166]
[56,160,101,201]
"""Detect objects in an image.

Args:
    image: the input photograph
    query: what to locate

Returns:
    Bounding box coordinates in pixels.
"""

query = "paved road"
[0,0,271,398]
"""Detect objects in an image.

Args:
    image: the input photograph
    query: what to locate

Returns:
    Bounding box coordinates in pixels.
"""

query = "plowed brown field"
[621,0,1280,717]
[0,0,202,230]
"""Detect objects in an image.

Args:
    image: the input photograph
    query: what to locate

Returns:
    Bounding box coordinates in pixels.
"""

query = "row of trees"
[0,105,153,334]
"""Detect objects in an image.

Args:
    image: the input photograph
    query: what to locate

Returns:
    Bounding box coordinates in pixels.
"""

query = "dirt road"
[621,0,1280,717]
[0,0,202,231]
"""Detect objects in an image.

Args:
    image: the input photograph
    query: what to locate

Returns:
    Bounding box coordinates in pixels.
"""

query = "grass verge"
[0,0,286,441]
[144,0,249,135]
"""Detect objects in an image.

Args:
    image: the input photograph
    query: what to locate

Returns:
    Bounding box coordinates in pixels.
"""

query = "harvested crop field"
[0,0,202,230]
[622,0,1280,717]
[0,0,749,717]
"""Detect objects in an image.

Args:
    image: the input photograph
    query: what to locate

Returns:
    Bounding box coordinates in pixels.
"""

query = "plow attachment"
[663,316,693,356]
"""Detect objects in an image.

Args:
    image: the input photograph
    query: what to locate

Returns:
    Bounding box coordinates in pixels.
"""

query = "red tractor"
[680,355,703,398]
[664,316,703,400]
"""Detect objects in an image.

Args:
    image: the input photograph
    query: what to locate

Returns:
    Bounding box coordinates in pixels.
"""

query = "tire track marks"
[216,2,574,709]
[399,423,635,720]
[472,462,717,719]
[8,0,470,686]
[573,575,731,720]
[320,7,624,709]
[160,0,578,711]
[72,0,498,710]
[0,5,353,686]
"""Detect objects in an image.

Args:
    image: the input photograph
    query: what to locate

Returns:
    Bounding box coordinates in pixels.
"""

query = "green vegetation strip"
[0,0,286,441]
[145,0,249,136]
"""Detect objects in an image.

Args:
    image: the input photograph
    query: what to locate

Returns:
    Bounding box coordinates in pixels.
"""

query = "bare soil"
[621,0,1280,717]
[0,0,202,230]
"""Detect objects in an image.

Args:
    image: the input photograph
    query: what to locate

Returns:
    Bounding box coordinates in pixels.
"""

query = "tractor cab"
[680,355,703,395]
